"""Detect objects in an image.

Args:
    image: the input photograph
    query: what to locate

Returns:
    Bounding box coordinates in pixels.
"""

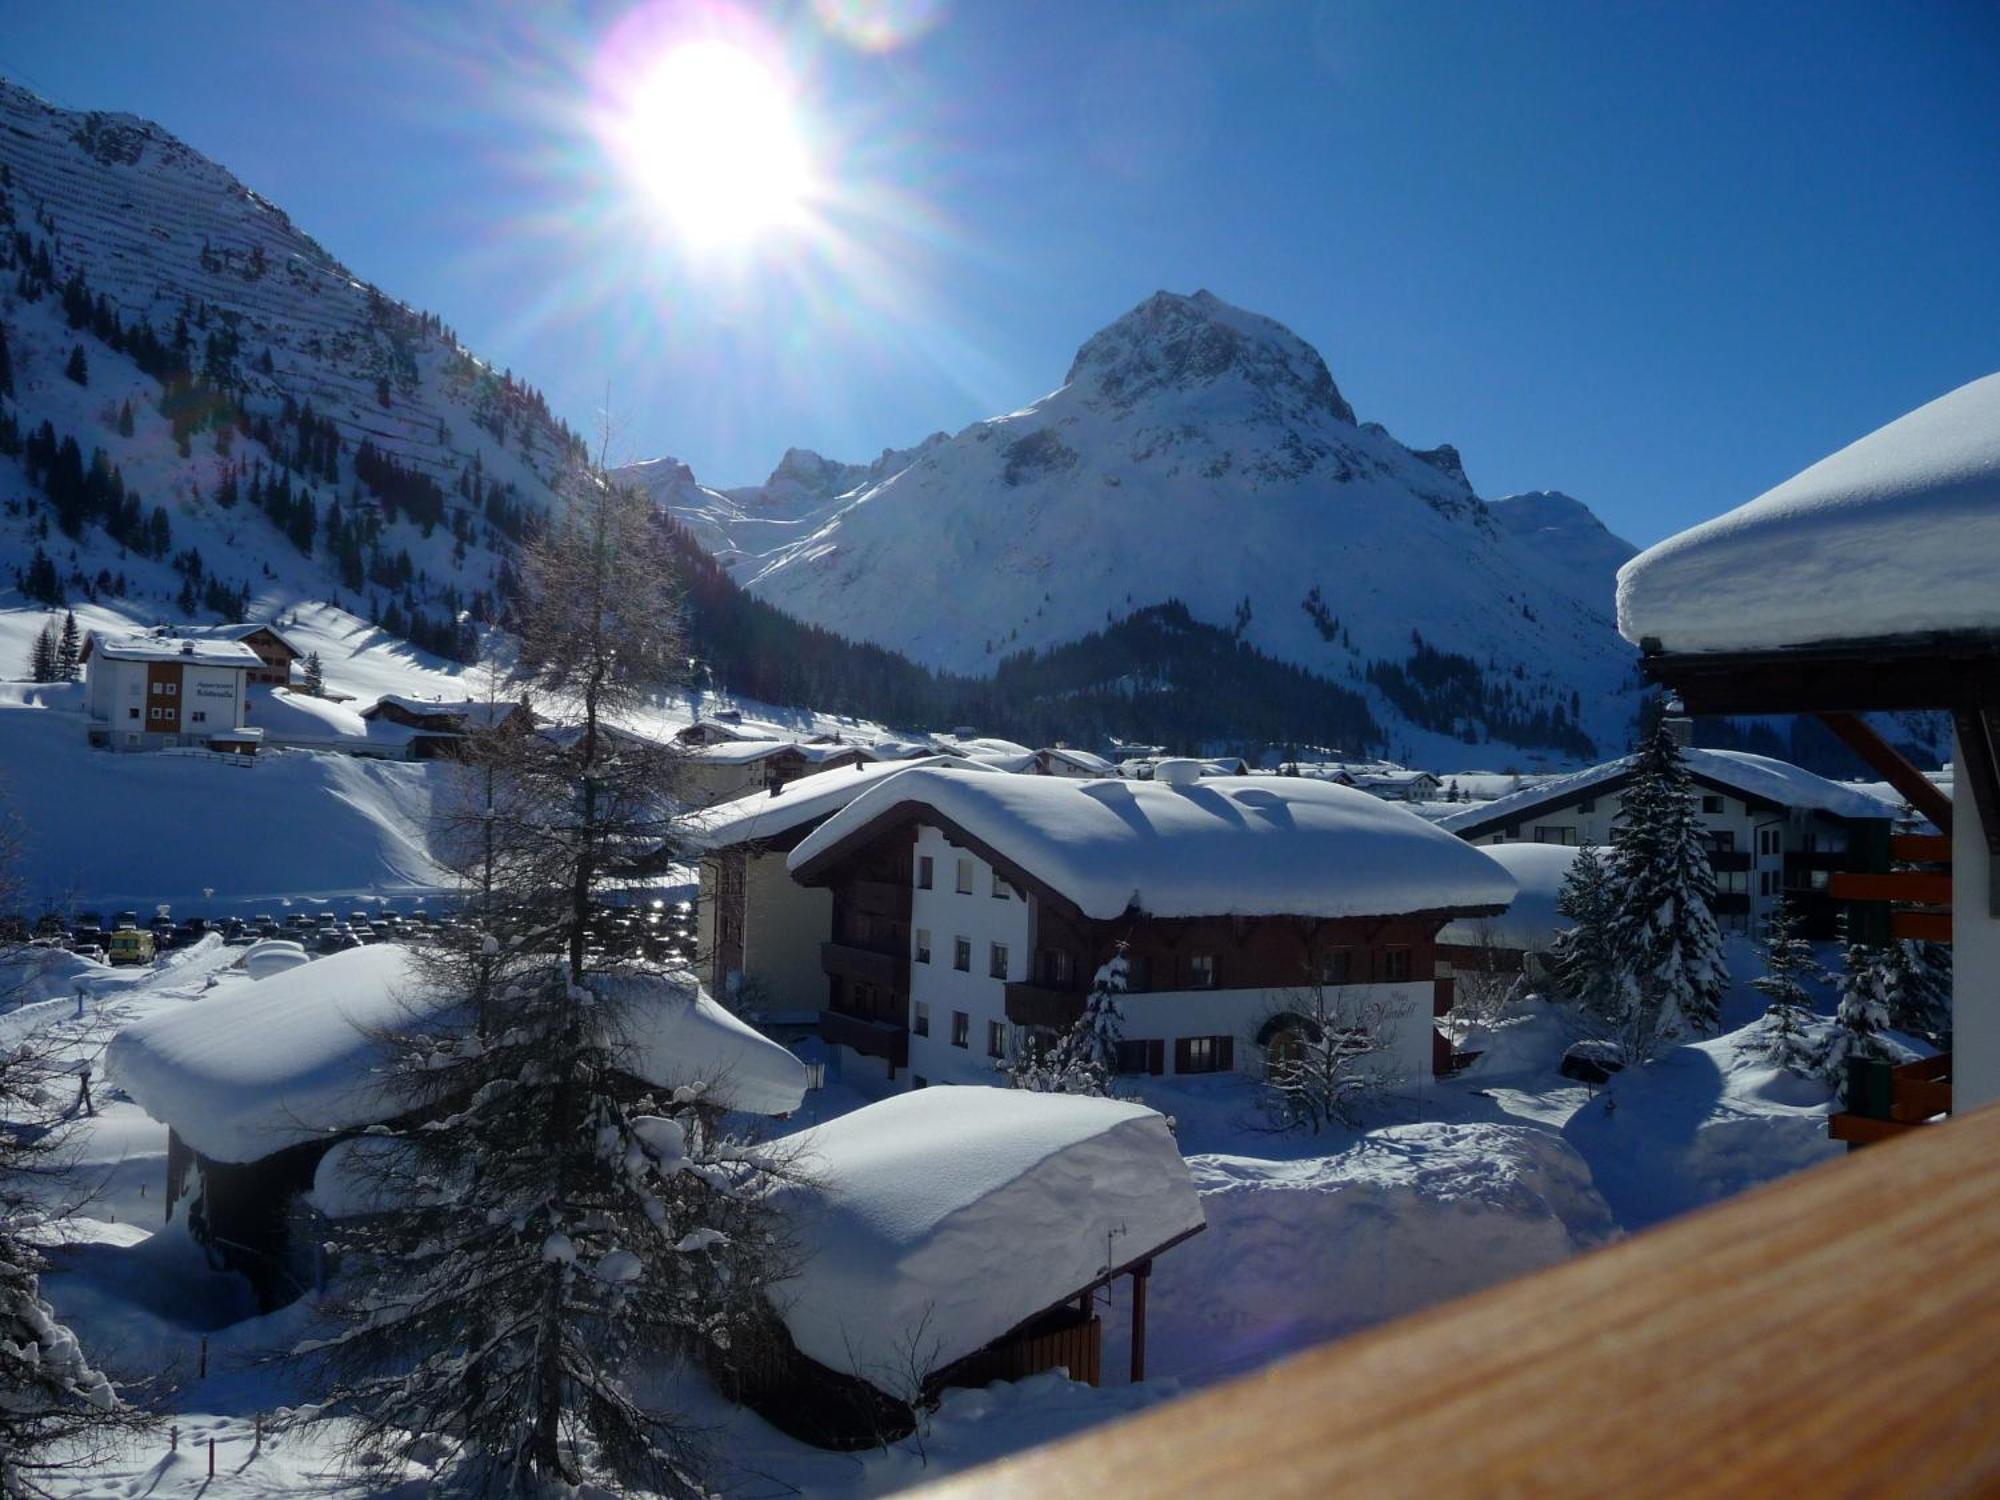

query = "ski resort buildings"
[1438,733,1894,936]
[785,760,1515,1091]
[80,629,265,755]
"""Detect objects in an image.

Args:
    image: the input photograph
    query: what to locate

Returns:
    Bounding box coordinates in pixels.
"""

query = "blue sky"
[2,0,1994,544]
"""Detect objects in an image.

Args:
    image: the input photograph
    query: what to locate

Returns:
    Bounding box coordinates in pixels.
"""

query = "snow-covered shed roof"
[682,739,863,767]
[85,631,263,667]
[681,756,993,853]
[246,686,382,746]
[361,694,531,729]
[1438,747,1892,839]
[1438,843,1585,952]
[790,766,1517,921]
[1038,746,1118,775]
[773,1088,1203,1383]
[107,945,807,1162]
[1617,372,2000,655]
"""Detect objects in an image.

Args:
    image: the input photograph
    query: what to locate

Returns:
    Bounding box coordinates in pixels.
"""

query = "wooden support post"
[1817,712,1954,832]
[1131,1260,1152,1385]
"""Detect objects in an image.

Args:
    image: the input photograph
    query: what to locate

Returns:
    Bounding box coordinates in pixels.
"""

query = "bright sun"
[613,40,814,250]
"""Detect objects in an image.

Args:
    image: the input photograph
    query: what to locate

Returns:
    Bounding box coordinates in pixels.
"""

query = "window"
[1382,947,1413,982]
[1126,954,1152,992]
[151,682,165,695]
[1711,830,1735,852]
[915,928,932,963]
[912,1075,927,1089]
[951,1010,969,1048]
[1189,954,1217,989]
[127,707,139,721]
[991,868,1010,899]
[149,706,163,721]
[1040,949,1076,987]
[917,856,934,890]
[989,942,1010,980]
[164,682,177,696]
[953,937,971,972]
[1116,1038,1166,1075]
[1759,827,1782,857]
[1759,870,1777,897]
[1534,826,1578,846]
[1319,948,1353,985]
[913,1001,930,1037]
[987,1020,1006,1058]
[1175,1035,1234,1074]
[190,711,206,724]
[1702,794,1725,815]
[956,858,974,894]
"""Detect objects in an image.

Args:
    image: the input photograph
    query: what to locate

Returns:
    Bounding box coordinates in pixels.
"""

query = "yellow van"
[105,929,156,966]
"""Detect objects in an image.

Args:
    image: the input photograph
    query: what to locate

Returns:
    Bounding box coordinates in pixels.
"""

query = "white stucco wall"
[742,848,834,1014]
[1953,742,2000,1112]
[906,824,1032,1087]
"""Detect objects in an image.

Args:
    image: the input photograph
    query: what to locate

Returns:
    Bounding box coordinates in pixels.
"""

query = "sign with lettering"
[194,680,236,700]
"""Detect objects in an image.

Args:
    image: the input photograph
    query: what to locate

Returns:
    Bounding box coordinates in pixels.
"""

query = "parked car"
[112,911,139,932]
[106,929,156,966]
[73,943,107,964]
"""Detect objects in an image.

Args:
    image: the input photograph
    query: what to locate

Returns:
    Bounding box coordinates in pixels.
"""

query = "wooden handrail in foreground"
[920,1103,2000,1498]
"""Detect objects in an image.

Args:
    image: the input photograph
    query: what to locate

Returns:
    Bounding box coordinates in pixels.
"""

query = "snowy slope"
[623,290,1645,767]
[0,76,581,643]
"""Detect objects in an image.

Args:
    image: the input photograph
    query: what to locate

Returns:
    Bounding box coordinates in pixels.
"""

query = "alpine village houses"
[783,760,1516,1091]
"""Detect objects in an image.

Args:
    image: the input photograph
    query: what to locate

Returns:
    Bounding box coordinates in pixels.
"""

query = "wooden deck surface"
[920,1103,2000,1498]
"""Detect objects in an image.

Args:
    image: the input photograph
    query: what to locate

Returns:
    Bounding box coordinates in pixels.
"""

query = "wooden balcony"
[817,1008,908,1068]
[1005,982,1085,1030]
[1829,1052,1951,1147]
[820,941,908,992]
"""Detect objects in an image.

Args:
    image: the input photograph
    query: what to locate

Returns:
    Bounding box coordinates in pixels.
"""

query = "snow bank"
[792,767,1517,920]
[107,946,808,1162]
[1617,371,2000,653]
[1438,842,1583,952]
[0,945,107,1011]
[1137,1124,1613,1383]
[774,1087,1203,1386]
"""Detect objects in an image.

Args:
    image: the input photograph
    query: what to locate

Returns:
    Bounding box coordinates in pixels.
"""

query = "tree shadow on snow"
[1559,1043,1726,1234]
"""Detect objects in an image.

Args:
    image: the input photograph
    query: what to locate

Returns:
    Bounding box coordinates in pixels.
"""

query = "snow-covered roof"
[682,738,860,767]
[773,1087,1203,1383]
[86,631,262,667]
[107,945,806,1162]
[361,694,529,728]
[790,766,1517,920]
[164,622,305,657]
[1617,372,2000,654]
[246,686,381,746]
[1038,746,1117,775]
[936,735,1035,759]
[1438,747,1892,836]
[681,756,991,852]
[1438,843,1585,952]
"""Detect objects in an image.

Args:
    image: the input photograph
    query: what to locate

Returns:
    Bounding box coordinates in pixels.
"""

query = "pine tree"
[1549,843,1616,1015]
[55,612,80,682]
[1819,920,1896,1100]
[62,345,86,387]
[1750,895,1820,1072]
[0,320,13,399]
[26,621,58,684]
[1006,945,1127,1095]
[311,477,797,1493]
[301,650,324,696]
[1888,938,1952,1047]
[1602,720,1729,1057]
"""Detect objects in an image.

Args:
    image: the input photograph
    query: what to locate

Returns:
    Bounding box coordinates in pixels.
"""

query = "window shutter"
[1217,1036,1235,1072]
[1173,1038,1191,1074]
[1150,1039,1166,1075]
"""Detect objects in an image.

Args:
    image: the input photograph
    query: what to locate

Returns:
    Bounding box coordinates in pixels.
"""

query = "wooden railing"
[1829,1052,1952,1147]
[918,1103,2000,1497]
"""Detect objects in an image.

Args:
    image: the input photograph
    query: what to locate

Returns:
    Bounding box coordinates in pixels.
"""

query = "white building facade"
[83,633,262,754]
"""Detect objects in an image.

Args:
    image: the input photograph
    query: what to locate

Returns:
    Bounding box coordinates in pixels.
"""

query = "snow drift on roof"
[681,756,991,852]
[88,632,262,666]
[682,738,859,766]
[790,766,1516,920]
[1439,842,1585,951]
[1617,372,2000,653]
[107,946,806,1162]
[773,1087,1202,1383]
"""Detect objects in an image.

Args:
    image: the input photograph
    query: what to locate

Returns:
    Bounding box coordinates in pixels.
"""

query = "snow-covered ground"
[4,929,1875,1497]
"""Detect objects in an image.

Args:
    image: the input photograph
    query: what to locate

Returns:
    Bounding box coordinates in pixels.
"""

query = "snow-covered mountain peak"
[1063,289,1358,429]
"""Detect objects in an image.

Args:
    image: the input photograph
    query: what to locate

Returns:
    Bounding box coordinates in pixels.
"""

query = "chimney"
[1662,694,1694,748]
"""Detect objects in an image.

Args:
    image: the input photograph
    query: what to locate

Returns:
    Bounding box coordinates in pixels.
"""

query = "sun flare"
[608,39,814,250]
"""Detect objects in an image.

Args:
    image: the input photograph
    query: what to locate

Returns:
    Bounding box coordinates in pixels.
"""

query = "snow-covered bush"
[1259,982,1412,1134]
[1004,946,1127,1097]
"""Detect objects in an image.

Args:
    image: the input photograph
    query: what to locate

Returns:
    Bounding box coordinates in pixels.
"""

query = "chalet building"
[1439,734,1893,937]
[675,714,782,747]
[106,945,808,1308]
[1617,369,1997,1122]
[738,1088,1204,1447]
[358,693,537,758]
[685,756,989,1016]
[786,762,1515,1092]
[1349,769,1444,802]
[678,739,871,809]
[1034,746,1119,778]
[81,630,265,756]
[164,622,304,686]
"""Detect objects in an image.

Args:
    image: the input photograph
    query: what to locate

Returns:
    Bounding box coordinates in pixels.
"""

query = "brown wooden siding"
[145,661,182,732]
